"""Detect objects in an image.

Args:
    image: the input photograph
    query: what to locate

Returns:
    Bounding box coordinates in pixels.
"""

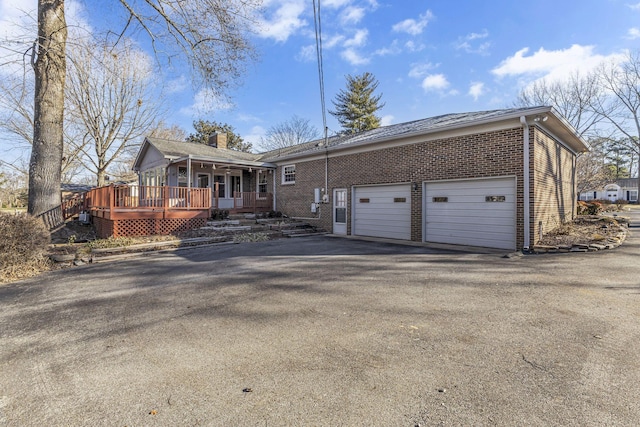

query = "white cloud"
[627,27,640,39]
[408,62,437,79]
[165,75,188,94]
[180,88,233,116]
[468,82,485,100]
[392,10,433,36]
[491,44,626,83]
[421,74,449,92]
[323,0,352,8]
[405,40,425,52]
[340,6,365,24]
[455,29,490,55]
[341,48,370,65]
[343,29,368,47]
[380,115,394,126]
[244,125,267,148]
[296,45,316,62]
[258,0,307,42]
[628,2,640,10]
[374,40,401,56]
[324,34,346,49]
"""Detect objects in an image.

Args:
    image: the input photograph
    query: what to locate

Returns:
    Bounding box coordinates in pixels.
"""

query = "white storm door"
[333,189,347,235]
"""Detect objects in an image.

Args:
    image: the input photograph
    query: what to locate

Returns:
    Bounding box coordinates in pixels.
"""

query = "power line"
[312,0,327,136]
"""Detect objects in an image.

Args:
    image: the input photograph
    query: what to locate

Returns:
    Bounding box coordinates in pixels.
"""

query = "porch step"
[205,219,240,226]
[200,225,253,232]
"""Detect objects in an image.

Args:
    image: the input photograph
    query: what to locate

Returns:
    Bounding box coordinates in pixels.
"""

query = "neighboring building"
[133,106,589,250]
[579,178,638,203]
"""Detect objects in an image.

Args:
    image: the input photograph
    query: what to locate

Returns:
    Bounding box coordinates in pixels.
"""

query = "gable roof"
[133,137,275,170]
[614,178,639,188]
[258,106,590,162]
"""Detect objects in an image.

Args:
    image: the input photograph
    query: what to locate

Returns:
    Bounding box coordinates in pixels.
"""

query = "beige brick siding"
[531,127,577,244]
[276,127,528,247]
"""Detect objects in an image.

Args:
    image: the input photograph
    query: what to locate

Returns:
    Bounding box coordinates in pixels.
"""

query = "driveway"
[1,222,639,426]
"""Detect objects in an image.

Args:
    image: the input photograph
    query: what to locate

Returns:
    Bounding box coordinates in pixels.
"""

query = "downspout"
[324,126,329,201]
[520,116,530,250]
[272,169,276,211]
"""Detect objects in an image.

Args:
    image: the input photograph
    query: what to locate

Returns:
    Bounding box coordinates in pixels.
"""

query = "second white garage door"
[424,177,516,250]
[353,184,411,240]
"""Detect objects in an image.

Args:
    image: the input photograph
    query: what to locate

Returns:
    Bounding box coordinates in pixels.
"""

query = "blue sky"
[1,0,640,156]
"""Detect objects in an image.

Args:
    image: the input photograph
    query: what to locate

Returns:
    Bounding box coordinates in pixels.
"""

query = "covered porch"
[140,154,276,215]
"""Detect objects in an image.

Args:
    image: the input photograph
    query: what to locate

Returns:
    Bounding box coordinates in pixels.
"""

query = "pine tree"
[186,120,253,152]
[329,72,385,134]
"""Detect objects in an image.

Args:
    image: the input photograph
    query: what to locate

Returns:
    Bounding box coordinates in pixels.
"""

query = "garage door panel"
[354,184,411,240]
[428,211,514,222]
[425,177,516,250]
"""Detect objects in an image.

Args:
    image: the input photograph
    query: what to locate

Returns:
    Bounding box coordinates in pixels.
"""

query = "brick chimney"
[207,132,227,149]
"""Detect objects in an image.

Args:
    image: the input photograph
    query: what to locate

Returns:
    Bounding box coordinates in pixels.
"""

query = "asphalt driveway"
[1,221,640,426]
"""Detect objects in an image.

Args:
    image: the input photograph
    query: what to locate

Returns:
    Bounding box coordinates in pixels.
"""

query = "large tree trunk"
[28,0,67,218]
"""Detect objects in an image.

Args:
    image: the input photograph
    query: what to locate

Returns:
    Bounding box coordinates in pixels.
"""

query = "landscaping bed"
[533,215,629,253]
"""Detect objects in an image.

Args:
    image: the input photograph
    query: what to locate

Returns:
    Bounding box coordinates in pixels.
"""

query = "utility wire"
[312,0,327,138]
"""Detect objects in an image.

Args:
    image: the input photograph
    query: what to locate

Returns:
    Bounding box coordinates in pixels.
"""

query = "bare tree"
[590,51,640,198]
[148,121,187,141]
[515,71,613,195]
[516,71,605,137]
[28,0,67,218]
[21,0,260,217]
[575,138,614,195]
[66,38,159,186]
[0,65,88,183]
[259,115,320,151]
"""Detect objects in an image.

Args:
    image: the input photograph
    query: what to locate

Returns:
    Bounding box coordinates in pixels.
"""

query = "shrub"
[577,201,589,215]
[0,213,51,282]
[577,201,603,215]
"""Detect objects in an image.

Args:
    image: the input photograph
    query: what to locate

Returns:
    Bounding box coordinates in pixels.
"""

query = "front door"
[333,188,347,235]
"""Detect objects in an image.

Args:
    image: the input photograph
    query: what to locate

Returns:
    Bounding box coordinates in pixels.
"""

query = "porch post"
[187,157,192,207]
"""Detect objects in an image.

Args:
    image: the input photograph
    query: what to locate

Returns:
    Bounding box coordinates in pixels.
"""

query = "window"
[630,190,638,202]
[142,167,165,186]
[258,174,268,194]
[178,167,188,187]
[213,175,226,198]
[282,165,296,184]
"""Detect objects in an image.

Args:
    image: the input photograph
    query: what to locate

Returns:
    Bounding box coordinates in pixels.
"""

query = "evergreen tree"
[329,72,385,134]
[186,120,253,152]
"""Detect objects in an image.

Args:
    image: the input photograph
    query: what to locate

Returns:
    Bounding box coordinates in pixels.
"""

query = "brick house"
[265,106,589,251]
[132,106,587,250]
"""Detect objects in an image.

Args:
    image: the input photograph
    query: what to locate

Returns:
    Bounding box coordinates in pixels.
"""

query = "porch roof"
[168,154,276,169]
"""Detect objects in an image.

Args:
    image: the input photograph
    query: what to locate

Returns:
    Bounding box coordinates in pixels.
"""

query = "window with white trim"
[282,165,296,184]
[258,174,268,194]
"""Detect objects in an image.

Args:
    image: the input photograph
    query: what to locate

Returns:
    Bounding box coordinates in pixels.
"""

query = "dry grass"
[536,215,628,247]
[0,213,52,284]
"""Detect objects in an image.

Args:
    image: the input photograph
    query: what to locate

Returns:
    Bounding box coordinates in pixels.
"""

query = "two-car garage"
[351,177,516,250]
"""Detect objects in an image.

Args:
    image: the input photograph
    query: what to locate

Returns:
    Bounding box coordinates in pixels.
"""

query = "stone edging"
[529,226,628,254]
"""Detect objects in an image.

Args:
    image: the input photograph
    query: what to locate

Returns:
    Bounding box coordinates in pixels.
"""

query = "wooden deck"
[80,185,273,237]
[85,185,211,220]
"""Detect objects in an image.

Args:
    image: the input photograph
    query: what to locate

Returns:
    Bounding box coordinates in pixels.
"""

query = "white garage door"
[354,184,411,240]
[425,177,516,250]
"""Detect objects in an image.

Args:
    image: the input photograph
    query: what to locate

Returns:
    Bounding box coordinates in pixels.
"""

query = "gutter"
[520,116,530,250]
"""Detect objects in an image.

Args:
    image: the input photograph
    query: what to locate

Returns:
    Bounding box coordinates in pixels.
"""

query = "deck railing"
[85,184,211,213]
[83,185,272,216]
